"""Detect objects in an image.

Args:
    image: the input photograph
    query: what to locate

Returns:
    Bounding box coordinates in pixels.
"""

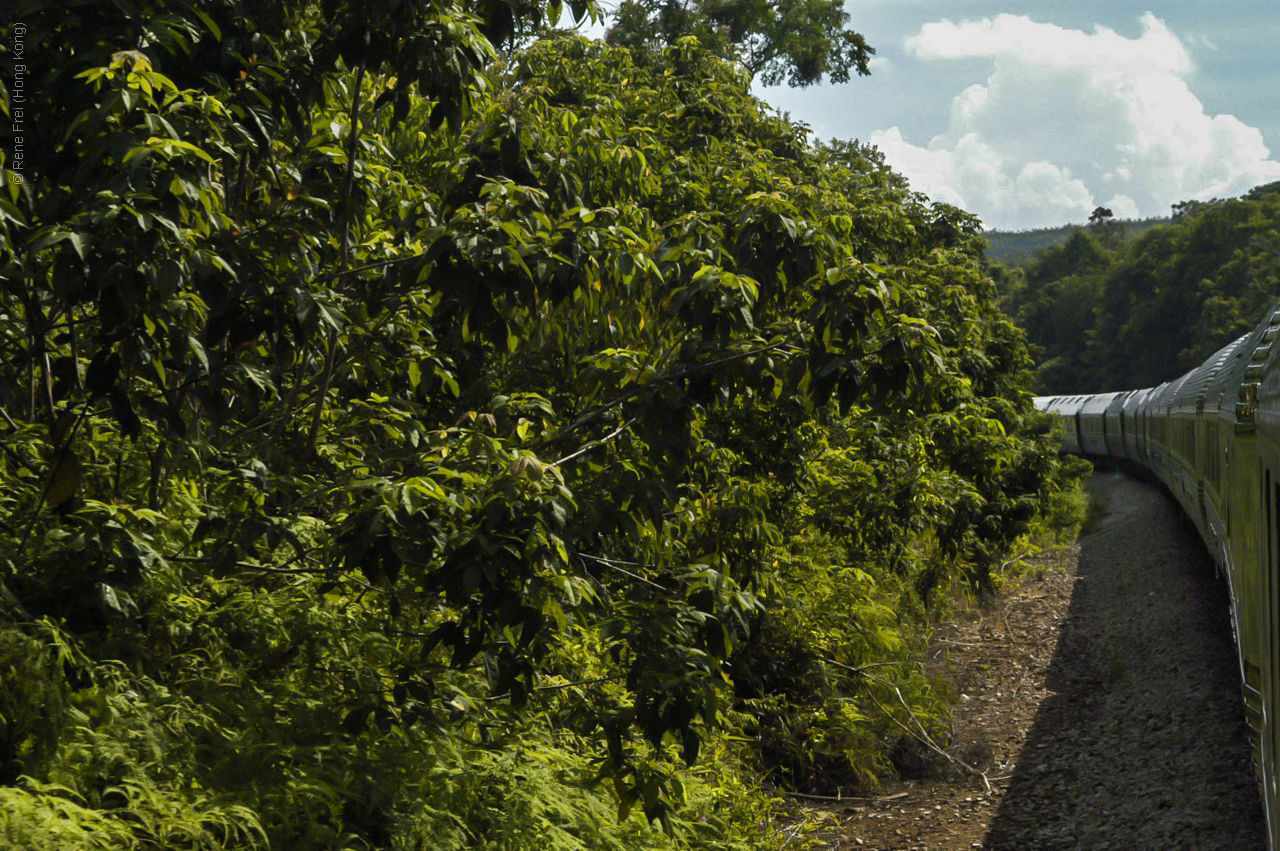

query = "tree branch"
[310,60,367,451]
[550,416,636,467]
[577,552,668,590]
[537,337,798,449]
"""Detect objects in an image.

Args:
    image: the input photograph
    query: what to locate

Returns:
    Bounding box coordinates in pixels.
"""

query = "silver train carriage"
[1035,303,1280,849]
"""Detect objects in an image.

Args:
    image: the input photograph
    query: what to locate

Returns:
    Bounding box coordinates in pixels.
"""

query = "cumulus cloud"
[870,14,1280,228]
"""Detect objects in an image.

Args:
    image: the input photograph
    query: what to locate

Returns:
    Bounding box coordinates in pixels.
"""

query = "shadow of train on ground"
[982,472,1266,850]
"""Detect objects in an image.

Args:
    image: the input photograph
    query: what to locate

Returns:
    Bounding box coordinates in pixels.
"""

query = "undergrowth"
[1080,466,1113,537]
[0,622,803,851]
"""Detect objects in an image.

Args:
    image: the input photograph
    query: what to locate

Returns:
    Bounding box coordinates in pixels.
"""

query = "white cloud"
[1102,194,1140,219]
[905,13,1192,75]
[1186,33,1218,52]
[872,14,1280,228]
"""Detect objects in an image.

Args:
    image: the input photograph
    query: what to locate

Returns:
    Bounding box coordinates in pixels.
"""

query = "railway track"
[810,472,1265,850]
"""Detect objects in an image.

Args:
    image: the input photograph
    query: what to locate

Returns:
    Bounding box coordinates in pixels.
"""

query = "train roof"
[1121,387,1154,410]
[1035,395,1089,416]
[1080,392,1126,415]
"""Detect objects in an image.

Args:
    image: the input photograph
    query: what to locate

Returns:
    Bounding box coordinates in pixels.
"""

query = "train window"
[1225,440,1231,532]
[1245,657,1263,773]
[1211,422,1219,489]
[1205,421,1211,485]
[1247,659,1263,695]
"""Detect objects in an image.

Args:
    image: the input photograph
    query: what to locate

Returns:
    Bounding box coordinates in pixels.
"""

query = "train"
[1035,301,1280,848]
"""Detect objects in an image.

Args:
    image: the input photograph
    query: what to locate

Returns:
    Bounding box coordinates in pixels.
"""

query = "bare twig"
[481,674,627,701]
[551,416,636,467]
[577,553,667,590]
[854,670,991,791]
[932,639,1008,648]
[783,790,909,803]
[1000,550,1034,572]
[536,338,799,449]
[822,657,914,676]
[776,822,805,850]
[308,253,424,287]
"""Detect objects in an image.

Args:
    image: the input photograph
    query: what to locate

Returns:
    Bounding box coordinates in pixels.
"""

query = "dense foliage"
[605,0,873,87]
[1,3,1069,848]
[998,183,1280,393]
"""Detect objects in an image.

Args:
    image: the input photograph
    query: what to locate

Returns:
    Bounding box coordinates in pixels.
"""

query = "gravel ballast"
[806,471,1268,850]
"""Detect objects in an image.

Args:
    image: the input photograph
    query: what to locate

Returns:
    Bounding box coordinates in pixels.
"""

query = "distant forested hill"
[996,184,1280,394]
[984,217,1168,267]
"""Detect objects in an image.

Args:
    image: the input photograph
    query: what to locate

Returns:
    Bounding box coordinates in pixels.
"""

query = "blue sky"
[756,3,1280,228]
[565,3,1280,230]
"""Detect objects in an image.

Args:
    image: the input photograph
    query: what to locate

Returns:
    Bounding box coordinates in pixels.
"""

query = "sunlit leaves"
[0,5,1060,846]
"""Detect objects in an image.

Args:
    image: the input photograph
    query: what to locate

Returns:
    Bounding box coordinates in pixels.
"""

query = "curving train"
[1035,302,1280,848]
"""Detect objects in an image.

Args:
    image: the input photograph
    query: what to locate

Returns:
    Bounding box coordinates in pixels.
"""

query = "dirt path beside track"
[803,471,1268,850]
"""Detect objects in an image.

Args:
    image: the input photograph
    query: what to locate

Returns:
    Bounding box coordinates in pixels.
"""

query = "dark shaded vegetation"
[0,3,1080,848]
[995,183,1280,394]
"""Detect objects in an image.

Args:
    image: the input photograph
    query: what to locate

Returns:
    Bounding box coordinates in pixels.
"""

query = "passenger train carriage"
[1036,303,1280,849]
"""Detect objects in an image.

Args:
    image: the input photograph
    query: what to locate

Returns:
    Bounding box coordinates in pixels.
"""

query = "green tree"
[0,4,1062,844]
[605,0,873,86]
[1087,206,1113,227]
[998,182,1280,394]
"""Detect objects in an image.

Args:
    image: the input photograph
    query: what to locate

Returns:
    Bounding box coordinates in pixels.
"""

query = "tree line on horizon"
[995,182,1280,395]
[983,215,1169,269]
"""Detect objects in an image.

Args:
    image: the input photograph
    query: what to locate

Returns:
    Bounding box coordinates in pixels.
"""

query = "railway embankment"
[805,471,1266,850]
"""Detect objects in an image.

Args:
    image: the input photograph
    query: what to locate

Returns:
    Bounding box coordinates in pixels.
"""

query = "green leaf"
[188,335,210,373]
[29,228,71,253]
[191,7,223,41]
[0,197,26,226]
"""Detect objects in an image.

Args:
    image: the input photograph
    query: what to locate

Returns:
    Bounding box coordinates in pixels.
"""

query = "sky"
[564,3,1280,231]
